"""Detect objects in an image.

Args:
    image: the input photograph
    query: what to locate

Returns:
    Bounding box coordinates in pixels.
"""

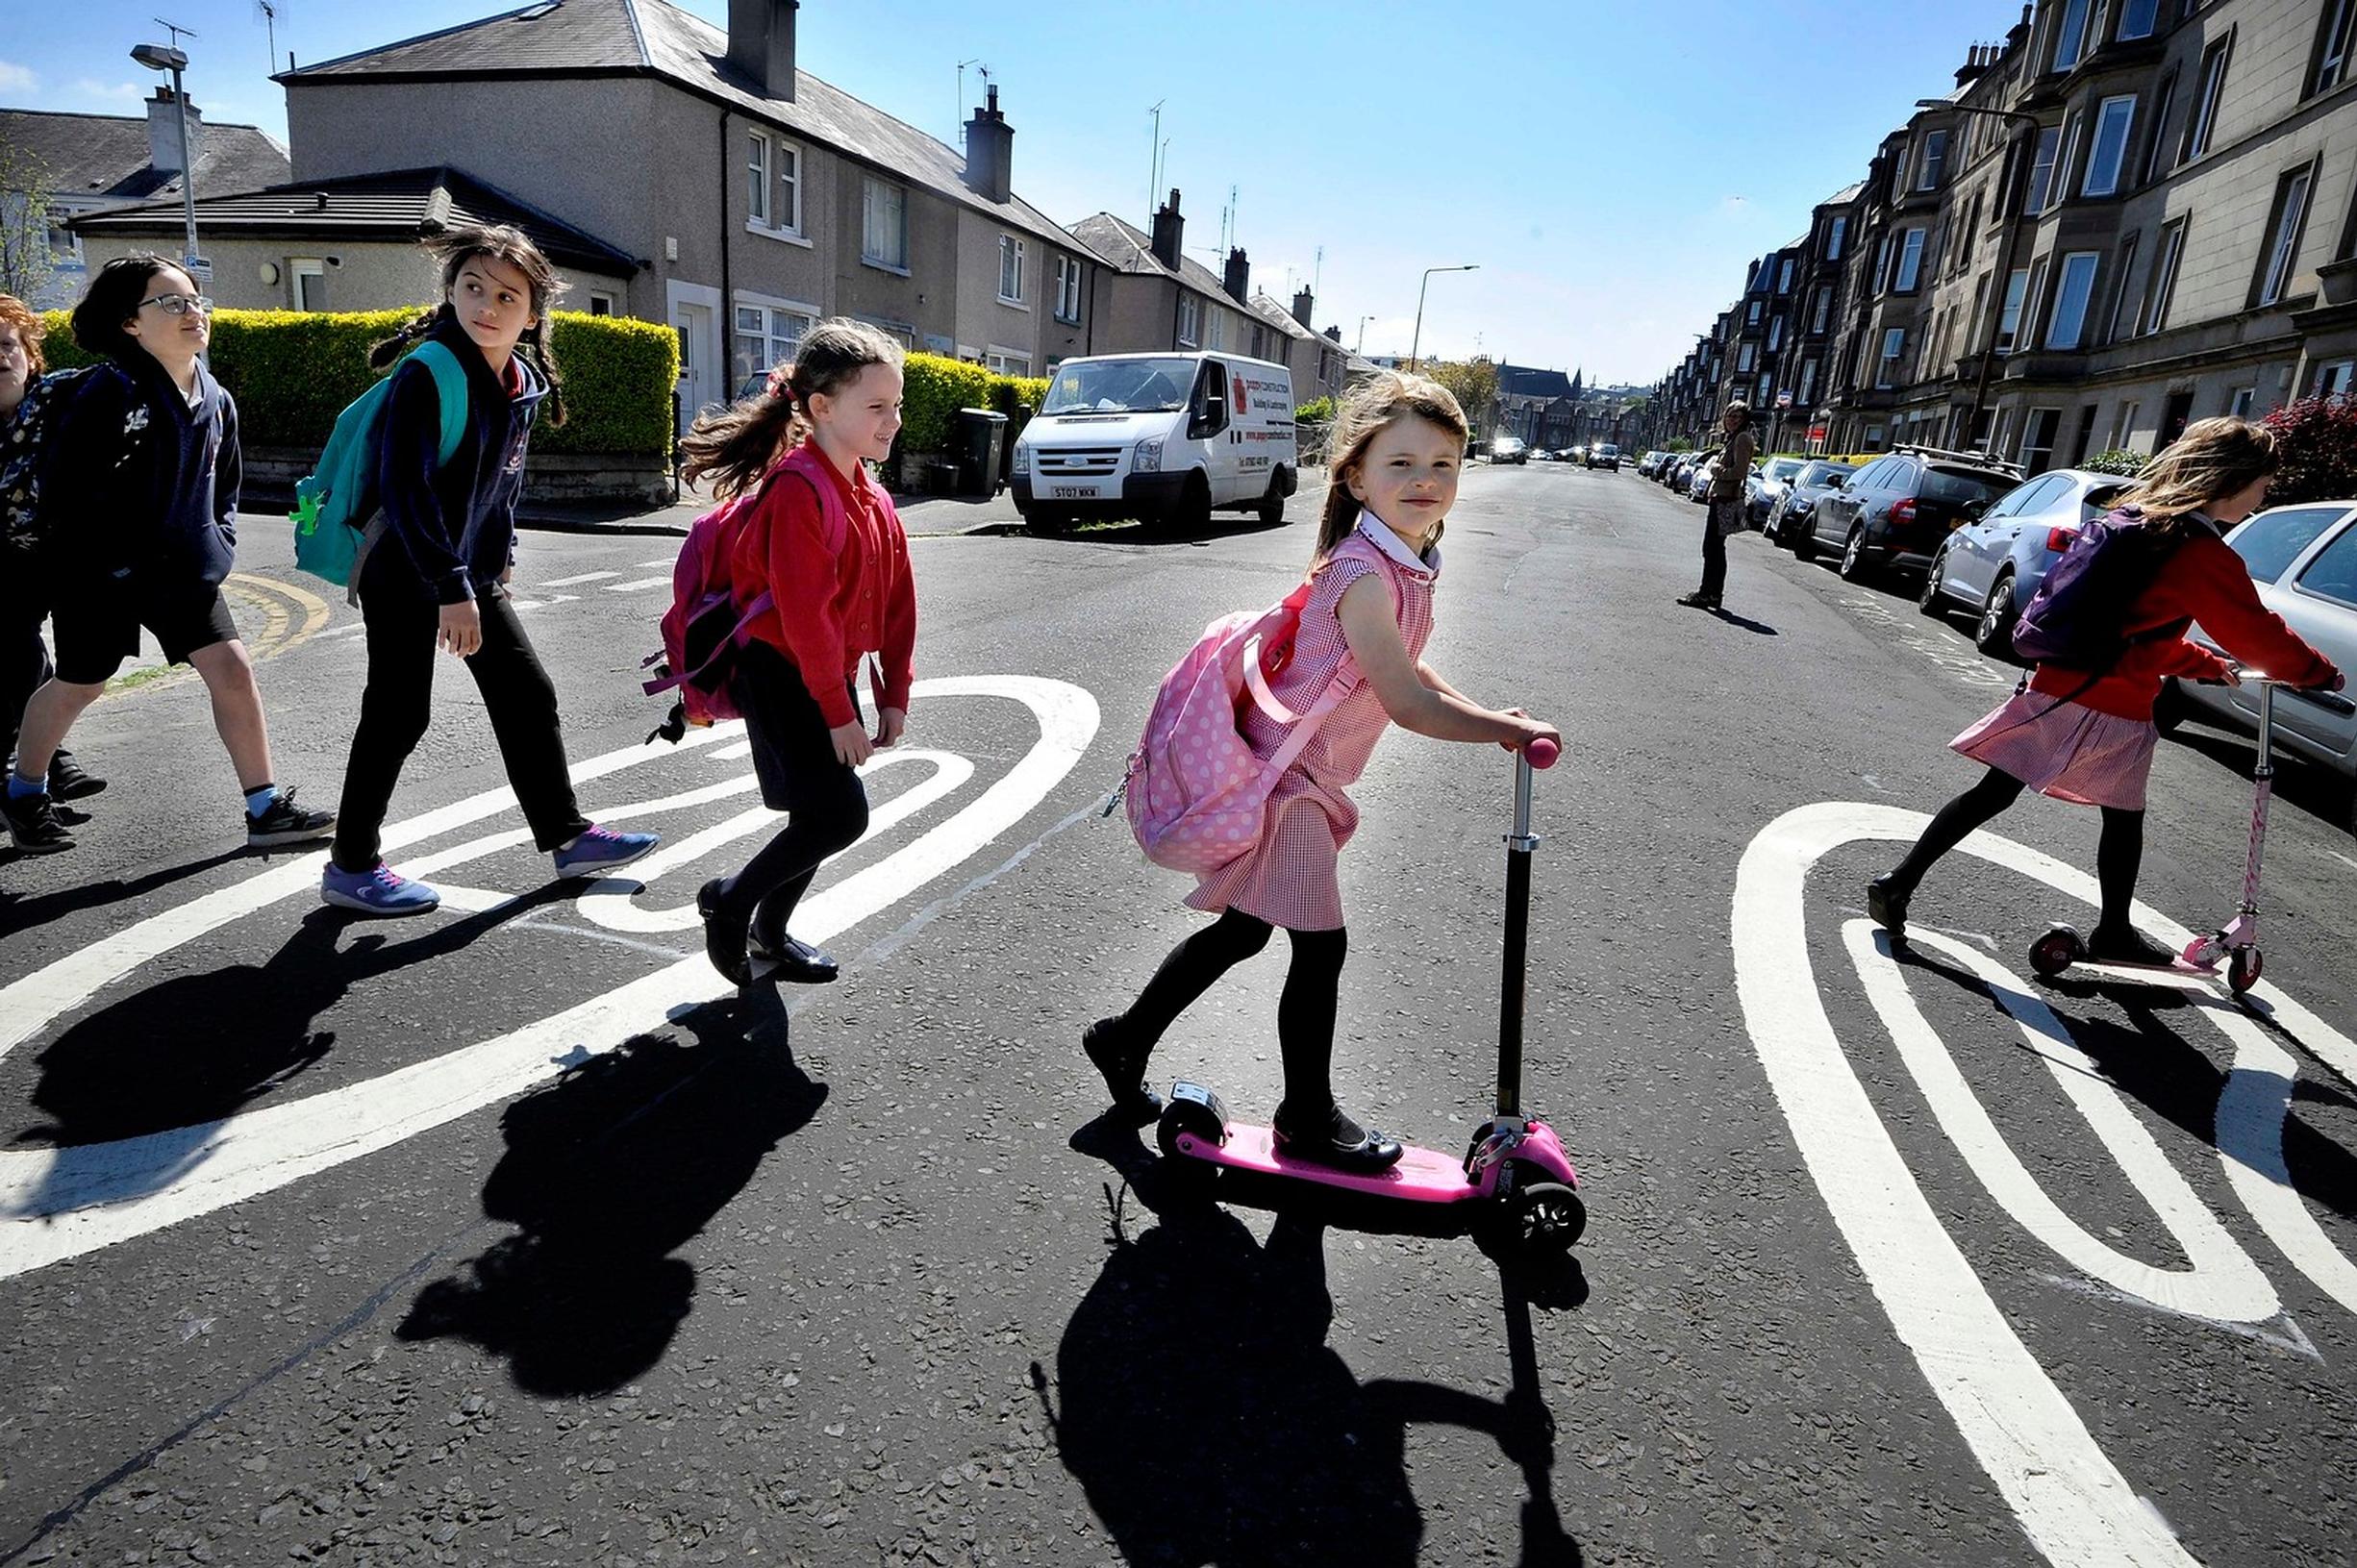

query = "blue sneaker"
[321,860,441,917]
[552,824,659,879]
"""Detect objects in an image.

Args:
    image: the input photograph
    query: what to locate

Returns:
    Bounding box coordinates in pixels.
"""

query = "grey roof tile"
[1,107,289,206]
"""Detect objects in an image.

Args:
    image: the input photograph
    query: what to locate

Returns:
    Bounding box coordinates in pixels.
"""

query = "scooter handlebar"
[1524,737,1561,770]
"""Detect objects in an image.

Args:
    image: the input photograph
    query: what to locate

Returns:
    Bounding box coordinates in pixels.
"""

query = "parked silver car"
[1767,460,1858,548]
[1918,468,2135,657]
[2162,500,2357,809]
[1743,456,1810,526]
[1685,453,1722,503]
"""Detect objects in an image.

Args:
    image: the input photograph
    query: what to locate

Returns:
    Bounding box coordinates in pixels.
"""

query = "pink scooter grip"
[1525,737,1560,769]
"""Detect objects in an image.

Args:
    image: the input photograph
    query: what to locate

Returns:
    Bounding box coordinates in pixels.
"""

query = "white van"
[1011,352,1297,532]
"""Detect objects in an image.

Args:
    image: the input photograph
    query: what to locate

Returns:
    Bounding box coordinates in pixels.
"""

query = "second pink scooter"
[1154,739,1586,1256]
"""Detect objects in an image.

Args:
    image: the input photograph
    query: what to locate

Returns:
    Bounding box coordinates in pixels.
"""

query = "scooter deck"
[1171,1123,1487,1203]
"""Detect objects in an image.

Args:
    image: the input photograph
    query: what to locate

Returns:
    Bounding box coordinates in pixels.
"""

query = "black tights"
[1120,908,1350,1118]
[1892,766,2146,932]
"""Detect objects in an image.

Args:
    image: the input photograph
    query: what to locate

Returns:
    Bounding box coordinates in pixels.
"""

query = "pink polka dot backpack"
[1116,540,1372,874]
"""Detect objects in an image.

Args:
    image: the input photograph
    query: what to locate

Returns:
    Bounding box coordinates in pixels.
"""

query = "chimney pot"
[963,81,1014,203]
[726,0,799,100]
[1150,188,1184,270]
[145,87,203,177]
[1291,286,1314,328]
[1222,245,1249,303]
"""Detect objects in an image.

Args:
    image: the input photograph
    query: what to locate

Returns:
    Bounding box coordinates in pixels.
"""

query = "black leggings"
[707,645,869,945]
[1120,908,1351,1117]
[1892,766,2146,931]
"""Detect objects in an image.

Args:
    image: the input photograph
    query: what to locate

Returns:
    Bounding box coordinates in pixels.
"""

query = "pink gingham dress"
[1186,515,1438,931]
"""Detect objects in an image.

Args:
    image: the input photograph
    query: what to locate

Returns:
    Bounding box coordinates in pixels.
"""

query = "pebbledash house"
[73,0,1104,424]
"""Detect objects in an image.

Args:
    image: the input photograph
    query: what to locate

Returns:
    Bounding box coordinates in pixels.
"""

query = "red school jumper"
[2024,525,2338,720]
[728,439,917,728]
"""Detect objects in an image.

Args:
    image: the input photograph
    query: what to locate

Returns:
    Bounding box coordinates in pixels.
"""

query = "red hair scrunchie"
[765,363,795,402]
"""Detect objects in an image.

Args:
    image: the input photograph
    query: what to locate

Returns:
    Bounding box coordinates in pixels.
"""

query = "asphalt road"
[2,463,2353,1567]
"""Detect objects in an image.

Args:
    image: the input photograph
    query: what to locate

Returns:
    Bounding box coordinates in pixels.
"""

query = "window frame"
[1811,284,1834,334]
[2026,124,2062,213]
[2105,231,2143,343]
[1893,227,1927,293]
[2118,0,2160,41]
[1175,293,1200,348]
[2052,0,2094,71]
[860,175,910,272]
[746,129,770,228]
[1919,129,1948,191]
[2045,251,2101,350]
[2182,37,2232,164]
[1053,252,1083,324]
[1876,326,1907,388]
[997,234,1026,306]
[2082,95,2137,198]
[2312,0,2356,97]
[2143,216,2189,335]
[2252,162,2317,309]
[732,295,818,388]
[2018,406,2063,473]
[1825,214,1847,261]
[291,258,327,312]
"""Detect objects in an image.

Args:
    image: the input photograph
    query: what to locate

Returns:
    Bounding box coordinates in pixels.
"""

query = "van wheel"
[1257,475,1287,525]
[1026,508,1071,536]
[1168,472,1213,534]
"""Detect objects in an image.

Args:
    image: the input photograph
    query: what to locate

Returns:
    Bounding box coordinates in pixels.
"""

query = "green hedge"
[37,306,678,459]
[899,351,994,455]
[1295,396,1336,424]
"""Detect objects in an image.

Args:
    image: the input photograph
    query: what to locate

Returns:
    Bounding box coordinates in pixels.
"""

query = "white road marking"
[1738,803,2239,1566]
[539,570,620,587]
[712,741,753,759]
[638,558,677,568]
[2330,850,2357,873]
[0,677,1097,1279]
[602,576,673,593]
[1850,920,2276,1322]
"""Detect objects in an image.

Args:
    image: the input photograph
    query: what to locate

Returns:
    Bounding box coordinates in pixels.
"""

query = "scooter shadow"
[1038,1164,1587,1568]
[1892,944,2357,1227]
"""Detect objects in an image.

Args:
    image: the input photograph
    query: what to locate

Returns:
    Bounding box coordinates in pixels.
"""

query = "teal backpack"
[291,339,469,587]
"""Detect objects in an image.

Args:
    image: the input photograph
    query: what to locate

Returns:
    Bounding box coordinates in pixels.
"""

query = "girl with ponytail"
[1081,370,1559,1172]
[680,319,916,989]
[320,224,657,915]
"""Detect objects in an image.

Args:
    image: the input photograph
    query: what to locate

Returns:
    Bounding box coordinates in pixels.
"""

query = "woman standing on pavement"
[0,293,107,819]
[1868,416,2343,958]
[5,258,333,858]
[320,224,657,916]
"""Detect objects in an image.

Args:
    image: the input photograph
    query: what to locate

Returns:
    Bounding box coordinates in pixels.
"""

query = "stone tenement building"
[1652,0,2357,471]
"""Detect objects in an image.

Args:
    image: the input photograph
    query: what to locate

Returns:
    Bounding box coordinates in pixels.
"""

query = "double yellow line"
[100,572,336,698]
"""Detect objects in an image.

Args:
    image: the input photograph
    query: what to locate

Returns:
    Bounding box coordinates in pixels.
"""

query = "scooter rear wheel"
[2029,926,2085,980]
[1509,1181,1587,1255]
[2228,947,2263,995]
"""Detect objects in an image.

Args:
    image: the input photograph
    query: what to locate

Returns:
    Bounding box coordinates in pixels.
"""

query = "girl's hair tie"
[765,363,795,402]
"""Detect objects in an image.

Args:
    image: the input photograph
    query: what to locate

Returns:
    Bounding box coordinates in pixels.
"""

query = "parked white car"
[1011,352,1296,532]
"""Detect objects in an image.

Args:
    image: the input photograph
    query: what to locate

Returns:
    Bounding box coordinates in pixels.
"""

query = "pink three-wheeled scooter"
[1154,738,1587,1256]
[2030,674,2357,995]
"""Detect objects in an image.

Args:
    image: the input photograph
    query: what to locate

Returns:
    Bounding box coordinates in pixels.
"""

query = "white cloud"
[0,61,38,92]
[73,78,145,103]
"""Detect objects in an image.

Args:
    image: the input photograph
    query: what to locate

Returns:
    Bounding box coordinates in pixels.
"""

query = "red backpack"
[642,446,847,743]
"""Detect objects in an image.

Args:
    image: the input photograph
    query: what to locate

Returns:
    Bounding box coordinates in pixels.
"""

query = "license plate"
[1050,485,1093,499]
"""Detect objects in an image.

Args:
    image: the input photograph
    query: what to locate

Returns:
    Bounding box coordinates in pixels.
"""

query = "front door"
[673,302,715,429]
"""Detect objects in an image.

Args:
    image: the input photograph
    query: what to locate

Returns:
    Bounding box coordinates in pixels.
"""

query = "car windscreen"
[1766,458,1806,480]
[1041,358,1193,414]
[1797,462,1853,487]
[1921,466,2015,508]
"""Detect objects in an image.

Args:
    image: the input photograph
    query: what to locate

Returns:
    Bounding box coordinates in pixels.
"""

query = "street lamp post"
[1356,314,1375,354]
[133,41,200,277]
[1408,263,1478,371]
[1918,98,2043,457]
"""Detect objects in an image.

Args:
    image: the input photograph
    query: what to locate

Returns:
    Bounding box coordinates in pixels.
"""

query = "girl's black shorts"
[51,575,239,685]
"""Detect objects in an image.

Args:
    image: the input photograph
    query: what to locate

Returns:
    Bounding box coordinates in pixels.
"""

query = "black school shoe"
[1868,873,1913,942]
[748,929,839,984]
[246,788,336,849]
[2087,925,2181,967]
[48,751,106,801]
[698,878,751,987]
[1082,1018,1162,1123]
[1272,1102,1404,1172]
[3,789,75,854]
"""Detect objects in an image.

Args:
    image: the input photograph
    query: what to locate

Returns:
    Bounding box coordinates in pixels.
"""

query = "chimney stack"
[963,84,1013,204]
[145,87,203,176]
[1150,188,1183,270]
[727,0,799,100]
[1222,246,1249,302]
[1291,286,1314,328]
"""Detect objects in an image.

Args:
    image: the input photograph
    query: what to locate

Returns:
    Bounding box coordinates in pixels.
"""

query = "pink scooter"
[1154,738,1586,1256]
[2030,675,2357,996]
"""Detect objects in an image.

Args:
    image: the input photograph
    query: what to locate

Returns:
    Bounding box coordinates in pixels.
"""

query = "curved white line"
[0,678,1098,1279]
[1851,920,2276,1323]
[1736,801,2198,1567]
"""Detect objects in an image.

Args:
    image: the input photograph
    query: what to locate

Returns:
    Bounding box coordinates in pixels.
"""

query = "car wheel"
[1973,574,2018,659]
[1918,545,1950,617]
[1837,526,1872,583]
[1793,519,1820,561]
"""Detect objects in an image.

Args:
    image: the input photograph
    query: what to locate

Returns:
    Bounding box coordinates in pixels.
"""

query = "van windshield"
[1041,358,1195,414]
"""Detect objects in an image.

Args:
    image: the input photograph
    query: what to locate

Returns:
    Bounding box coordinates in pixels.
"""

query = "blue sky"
[1,0,2019,384]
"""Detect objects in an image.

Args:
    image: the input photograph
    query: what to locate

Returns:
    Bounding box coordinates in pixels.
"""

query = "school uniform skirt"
[733,643,866,819]
[1950,689,2160,810]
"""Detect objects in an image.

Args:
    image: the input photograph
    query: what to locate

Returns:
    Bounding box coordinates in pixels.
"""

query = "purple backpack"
[2010,505,2182,670]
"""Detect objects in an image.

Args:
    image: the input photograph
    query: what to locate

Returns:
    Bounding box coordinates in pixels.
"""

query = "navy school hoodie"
[372,311,548,606]
[41,350,240,589]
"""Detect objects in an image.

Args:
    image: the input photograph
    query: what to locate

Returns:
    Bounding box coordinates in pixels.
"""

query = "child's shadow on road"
[396,1000,824,1397]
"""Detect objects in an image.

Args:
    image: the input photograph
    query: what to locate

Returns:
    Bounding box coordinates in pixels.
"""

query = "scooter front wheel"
[1509,1181,1587,1255]
[2228,947,2263,995]
[2029,925,2085,980]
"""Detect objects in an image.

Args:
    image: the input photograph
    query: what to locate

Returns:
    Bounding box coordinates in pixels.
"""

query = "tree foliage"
[2262,396,2357,507]
[1418,358,1498,434]
[0,143,60,305]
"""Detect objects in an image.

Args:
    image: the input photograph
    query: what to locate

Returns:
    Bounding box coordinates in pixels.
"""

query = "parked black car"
[1767,460,1858,549]
[1798,447,2021,584]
